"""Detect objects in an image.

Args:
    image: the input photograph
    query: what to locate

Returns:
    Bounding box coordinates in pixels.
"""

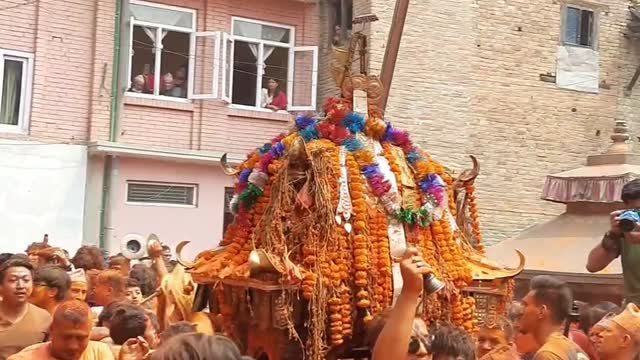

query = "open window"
[228,17,319,112]
[127,1,196,100]
[563,5,596,48]
[189,32,221,99]
[288,47,318,111]
[222,33,234,103]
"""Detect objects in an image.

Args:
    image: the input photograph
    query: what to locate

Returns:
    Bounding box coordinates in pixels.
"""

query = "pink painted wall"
[110,157,233,260]
[117,0,321,154]
[0,0,114,144]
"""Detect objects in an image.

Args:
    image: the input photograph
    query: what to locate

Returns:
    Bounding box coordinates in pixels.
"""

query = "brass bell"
[423,273,445,296]
[248,249,281,275]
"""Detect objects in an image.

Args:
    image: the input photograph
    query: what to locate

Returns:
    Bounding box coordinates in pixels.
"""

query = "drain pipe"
[99,0,123,249]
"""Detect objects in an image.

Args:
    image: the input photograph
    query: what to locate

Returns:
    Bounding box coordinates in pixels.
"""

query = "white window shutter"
[287,46,318,111]
[188,31,220,100]
[221,32,234,103]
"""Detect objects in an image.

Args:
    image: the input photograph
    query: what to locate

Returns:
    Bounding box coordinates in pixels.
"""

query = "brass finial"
[607,119,631,154]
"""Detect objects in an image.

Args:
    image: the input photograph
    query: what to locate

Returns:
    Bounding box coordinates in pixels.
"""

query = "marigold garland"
[347,154,372,319]
[196,96,514,358]
[466,183,484,254]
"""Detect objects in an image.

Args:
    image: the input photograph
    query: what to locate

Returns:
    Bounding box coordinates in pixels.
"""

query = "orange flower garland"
[326,146,348,346]
[466,183,484,254]
[369,210,390,313]
[462,296,478,334]
[347,154,372,320]
[364,116,387,141]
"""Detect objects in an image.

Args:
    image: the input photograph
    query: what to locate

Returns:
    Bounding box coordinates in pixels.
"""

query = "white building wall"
[0,142,88,253]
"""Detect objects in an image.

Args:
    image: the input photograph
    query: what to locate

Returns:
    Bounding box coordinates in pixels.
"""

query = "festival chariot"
[172,10,525,360]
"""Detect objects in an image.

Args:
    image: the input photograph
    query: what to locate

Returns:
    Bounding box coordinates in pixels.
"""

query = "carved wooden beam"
[380,0,410,111]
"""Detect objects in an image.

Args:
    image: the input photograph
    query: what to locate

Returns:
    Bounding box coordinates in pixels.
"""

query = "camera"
[568,301,580,322]
[619,210,640,232]
[564,301,581,336]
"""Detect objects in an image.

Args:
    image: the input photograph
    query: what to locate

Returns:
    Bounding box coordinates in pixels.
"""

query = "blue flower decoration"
[299,124,319,142]
[239,169,252,183]
[407,150,425,165]
[362,164,382,178]
[272,142,286,157]
[343,137,364,152]
[343,112,366,134]
[295,114,315,129]
[258,143,272,155]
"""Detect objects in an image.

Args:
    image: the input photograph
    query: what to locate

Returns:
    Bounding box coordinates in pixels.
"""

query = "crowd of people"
[0,240,250,360]
[3,180,640,359]
[130,65,188,98]
[368,248,637,360]
[0,239,634,360]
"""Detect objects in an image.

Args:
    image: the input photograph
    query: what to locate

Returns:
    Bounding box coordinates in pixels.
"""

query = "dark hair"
[594,301,622,314]
[109,255,130,269]
[34,265,71,302]
[129,264,158,297]
[622,179,640,203]
[127,278,140,289]
[266,77,282,97]
[0,258,33,283]
[530,275,572,325]
[579,302,622,334]
[109,304,147,345]
[430,325,476,360]
[0,253,14,266]
[151,333,252,360]
[98,300,126,327]
[160,321,197,343]
[71,245,106,271]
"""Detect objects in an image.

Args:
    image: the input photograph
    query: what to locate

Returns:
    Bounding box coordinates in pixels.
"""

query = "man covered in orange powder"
[593,303,640,360]
[8,300,114,360]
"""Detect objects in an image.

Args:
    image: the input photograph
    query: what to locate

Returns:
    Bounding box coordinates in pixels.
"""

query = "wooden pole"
[380,0,411,111]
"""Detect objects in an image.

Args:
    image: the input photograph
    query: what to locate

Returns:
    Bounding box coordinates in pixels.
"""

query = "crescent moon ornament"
[176,241,229,270]
[458,155,480,184]
[220,153,240,176]
[175,241,196,269]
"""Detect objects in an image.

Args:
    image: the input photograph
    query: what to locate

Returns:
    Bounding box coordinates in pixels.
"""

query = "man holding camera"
[587,179,640,306]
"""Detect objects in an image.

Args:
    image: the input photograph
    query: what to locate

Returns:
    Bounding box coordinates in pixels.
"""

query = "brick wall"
[0,0,319,153]
[319,0,640,244]
[116,0,320,154]
[0,0,102,143]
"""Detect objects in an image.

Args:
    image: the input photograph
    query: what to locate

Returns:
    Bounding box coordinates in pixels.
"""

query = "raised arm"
[372,248,431,360]
[586,210,623,273]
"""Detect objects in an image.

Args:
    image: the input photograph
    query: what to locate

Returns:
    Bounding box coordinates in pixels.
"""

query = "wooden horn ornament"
[176,241,228,270]
[459,155,480,184]
[220,153,240,176]
[175,241,196,269]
